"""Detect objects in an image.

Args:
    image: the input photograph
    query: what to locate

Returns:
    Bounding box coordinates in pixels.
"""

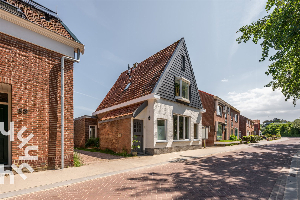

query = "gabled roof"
[0,0,82,45]
[198,90,240,113]
[99,103,143,121]
[95,39,180,112]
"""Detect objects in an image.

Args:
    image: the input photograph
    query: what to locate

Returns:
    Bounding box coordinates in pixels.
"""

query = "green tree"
[237,0,300,105]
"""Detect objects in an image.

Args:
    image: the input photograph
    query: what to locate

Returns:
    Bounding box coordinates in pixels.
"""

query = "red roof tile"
[5,0,76,42]
[99,103,143,121]
[96,40,180,112]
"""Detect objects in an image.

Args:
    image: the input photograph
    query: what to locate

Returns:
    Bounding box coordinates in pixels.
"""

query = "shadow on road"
[116,139,300,199]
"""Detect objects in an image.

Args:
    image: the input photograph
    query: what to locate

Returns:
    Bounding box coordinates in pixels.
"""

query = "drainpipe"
[61,49,80,169]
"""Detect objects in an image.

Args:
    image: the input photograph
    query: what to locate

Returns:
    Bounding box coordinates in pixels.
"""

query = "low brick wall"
[98,117,131,154]
[145,145,201,155]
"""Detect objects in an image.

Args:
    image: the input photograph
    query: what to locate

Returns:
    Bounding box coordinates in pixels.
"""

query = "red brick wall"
[229,109,240,138]
[198,91,215,146]
[0,32,74,170]
[98,117,131,154]
[253,120,260,135]
[74,118,85,148]
[239,115,246,137]
[74,117,97,148]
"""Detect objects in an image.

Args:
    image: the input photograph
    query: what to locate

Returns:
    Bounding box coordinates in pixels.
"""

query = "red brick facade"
[74,116,97,148]
[198,91,215,146]
[0,32,74,170]
[199,90,240,146]
[97,117,132,154]
[253,120,260,135]
[239,115,255,137]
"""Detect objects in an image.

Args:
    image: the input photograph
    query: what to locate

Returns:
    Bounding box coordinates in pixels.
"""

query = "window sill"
[193,139,200,141]
[175,96,190,103]
[173,139,190,142]
[156,140,167,143]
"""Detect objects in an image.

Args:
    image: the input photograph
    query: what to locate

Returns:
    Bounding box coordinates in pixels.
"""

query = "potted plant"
[131,135,140,156]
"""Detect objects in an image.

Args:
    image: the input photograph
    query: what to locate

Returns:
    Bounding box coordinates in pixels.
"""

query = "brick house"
[253,120,260,135]
[0,0,84,170]
[239,115,255,137]
[76,38,204,155]
[74,115,97,148]
[198,90,240,146]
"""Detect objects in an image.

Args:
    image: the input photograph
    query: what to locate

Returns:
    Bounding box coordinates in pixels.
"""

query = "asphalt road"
[8,138,300,200]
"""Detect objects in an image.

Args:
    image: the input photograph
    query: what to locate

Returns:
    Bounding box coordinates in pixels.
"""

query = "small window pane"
[90,126,96,138]
[182,81,189,99]
[173,115,177,140]
[185,117,189,139]
[179,116,184,140]
[157,120,166,140]
[217,124,222,141]
[0,93,8,103]
[175,79,180,96]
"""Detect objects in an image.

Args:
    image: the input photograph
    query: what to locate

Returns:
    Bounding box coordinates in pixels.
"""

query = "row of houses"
[0,0,261,170]
[74,39,261,155]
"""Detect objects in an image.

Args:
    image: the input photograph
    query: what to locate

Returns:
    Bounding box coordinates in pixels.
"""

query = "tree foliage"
[237,0,300,105]
[262,120,300,136]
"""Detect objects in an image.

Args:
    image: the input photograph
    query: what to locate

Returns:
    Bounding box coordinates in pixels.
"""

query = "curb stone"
[0,137,290,199]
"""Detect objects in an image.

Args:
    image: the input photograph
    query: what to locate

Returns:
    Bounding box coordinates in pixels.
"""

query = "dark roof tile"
[96,40,180,111]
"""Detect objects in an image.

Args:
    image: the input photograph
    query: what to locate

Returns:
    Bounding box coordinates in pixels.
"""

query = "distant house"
[75,38,205,155]
[0,0,84,170]
[198,90,240,146]
[239,115,254,137]
[253,120,260,135]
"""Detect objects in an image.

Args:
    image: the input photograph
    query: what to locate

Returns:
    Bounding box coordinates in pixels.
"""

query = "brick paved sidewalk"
[75,149,125,165]
[6,138,300,200]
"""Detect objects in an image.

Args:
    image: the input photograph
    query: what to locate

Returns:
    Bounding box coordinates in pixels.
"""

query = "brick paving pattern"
[75,150,125,165]
[10,138,300,200]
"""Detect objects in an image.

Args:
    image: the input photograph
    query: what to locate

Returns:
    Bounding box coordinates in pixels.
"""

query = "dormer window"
[175,77,190,103]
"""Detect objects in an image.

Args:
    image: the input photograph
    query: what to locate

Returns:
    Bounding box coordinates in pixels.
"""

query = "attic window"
[124,82,131,91]
[175,77,190,103]
[181,55,185,71]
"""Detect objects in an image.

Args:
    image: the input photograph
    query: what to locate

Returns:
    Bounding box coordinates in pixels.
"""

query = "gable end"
[153,38,202,110]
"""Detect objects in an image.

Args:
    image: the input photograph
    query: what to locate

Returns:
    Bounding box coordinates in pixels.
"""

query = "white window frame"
[194,123,199,140]
[175,77,190,103]
[217,105,222,116]
[173,114,190,141]
[235,114,238,122]
[89,125,97,139]
[157,119,167,142]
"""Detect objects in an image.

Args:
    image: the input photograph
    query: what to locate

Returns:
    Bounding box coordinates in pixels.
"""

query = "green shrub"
[230,134,238,141]
[73,152,83,167]
[85,137,99,148]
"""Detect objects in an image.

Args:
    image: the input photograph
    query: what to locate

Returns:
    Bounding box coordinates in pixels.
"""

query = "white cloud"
[221,79,228,82]
[225,87,300,122]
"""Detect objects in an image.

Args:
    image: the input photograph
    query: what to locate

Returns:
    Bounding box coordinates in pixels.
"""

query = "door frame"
[0,83,12,166]
[132,119,144,153]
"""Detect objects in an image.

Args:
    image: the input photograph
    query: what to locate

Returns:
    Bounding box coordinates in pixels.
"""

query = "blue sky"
[38,0,299,122]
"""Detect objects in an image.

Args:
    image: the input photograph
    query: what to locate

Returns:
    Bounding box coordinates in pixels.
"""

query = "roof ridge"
[95,39,181,112]
[198,90,214,97]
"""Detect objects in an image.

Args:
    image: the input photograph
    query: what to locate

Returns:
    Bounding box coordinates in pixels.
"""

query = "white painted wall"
[135,98,202,150]
[0,18,74,57]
